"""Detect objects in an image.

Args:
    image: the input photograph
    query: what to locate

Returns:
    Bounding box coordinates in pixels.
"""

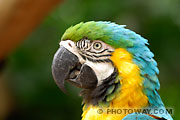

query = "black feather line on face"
[79,53,113,64]
[79,68,119,105]
[80,51,112,58]
[86,48,110,54]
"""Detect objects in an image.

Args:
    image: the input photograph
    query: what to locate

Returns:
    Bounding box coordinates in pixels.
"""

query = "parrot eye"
[93,42,102,50]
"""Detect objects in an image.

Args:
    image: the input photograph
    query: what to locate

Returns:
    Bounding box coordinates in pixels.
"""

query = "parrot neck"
[81,48,148,120]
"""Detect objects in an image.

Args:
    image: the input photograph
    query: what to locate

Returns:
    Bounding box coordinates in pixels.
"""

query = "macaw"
[52,21,173,120]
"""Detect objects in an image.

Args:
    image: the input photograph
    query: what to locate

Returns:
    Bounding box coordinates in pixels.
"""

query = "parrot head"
[51,21,174,120]
[52,21,160,106]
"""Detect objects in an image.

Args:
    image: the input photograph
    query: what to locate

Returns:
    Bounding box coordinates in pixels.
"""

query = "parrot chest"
[82,89,148,120]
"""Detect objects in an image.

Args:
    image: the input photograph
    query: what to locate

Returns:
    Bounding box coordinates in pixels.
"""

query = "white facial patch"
[85,60,114,86]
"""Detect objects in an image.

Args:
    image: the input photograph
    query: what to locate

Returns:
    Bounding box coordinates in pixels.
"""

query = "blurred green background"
[2,0,180,119]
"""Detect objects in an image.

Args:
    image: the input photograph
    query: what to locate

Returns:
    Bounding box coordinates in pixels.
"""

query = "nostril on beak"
[68,42,72,47]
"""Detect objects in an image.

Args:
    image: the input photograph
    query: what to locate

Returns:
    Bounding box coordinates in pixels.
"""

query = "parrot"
[52,21,173,120]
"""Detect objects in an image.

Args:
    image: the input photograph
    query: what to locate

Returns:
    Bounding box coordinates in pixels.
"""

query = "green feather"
[106,92,116,102]
[106,85,115,95]
[62,21,107,42]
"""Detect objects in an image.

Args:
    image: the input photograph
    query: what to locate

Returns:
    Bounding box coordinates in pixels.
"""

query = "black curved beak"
[52,46,98,93]
[52,46,79,92]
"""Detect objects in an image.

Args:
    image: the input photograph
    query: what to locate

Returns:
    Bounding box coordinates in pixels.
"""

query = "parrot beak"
[52,46,98,93]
